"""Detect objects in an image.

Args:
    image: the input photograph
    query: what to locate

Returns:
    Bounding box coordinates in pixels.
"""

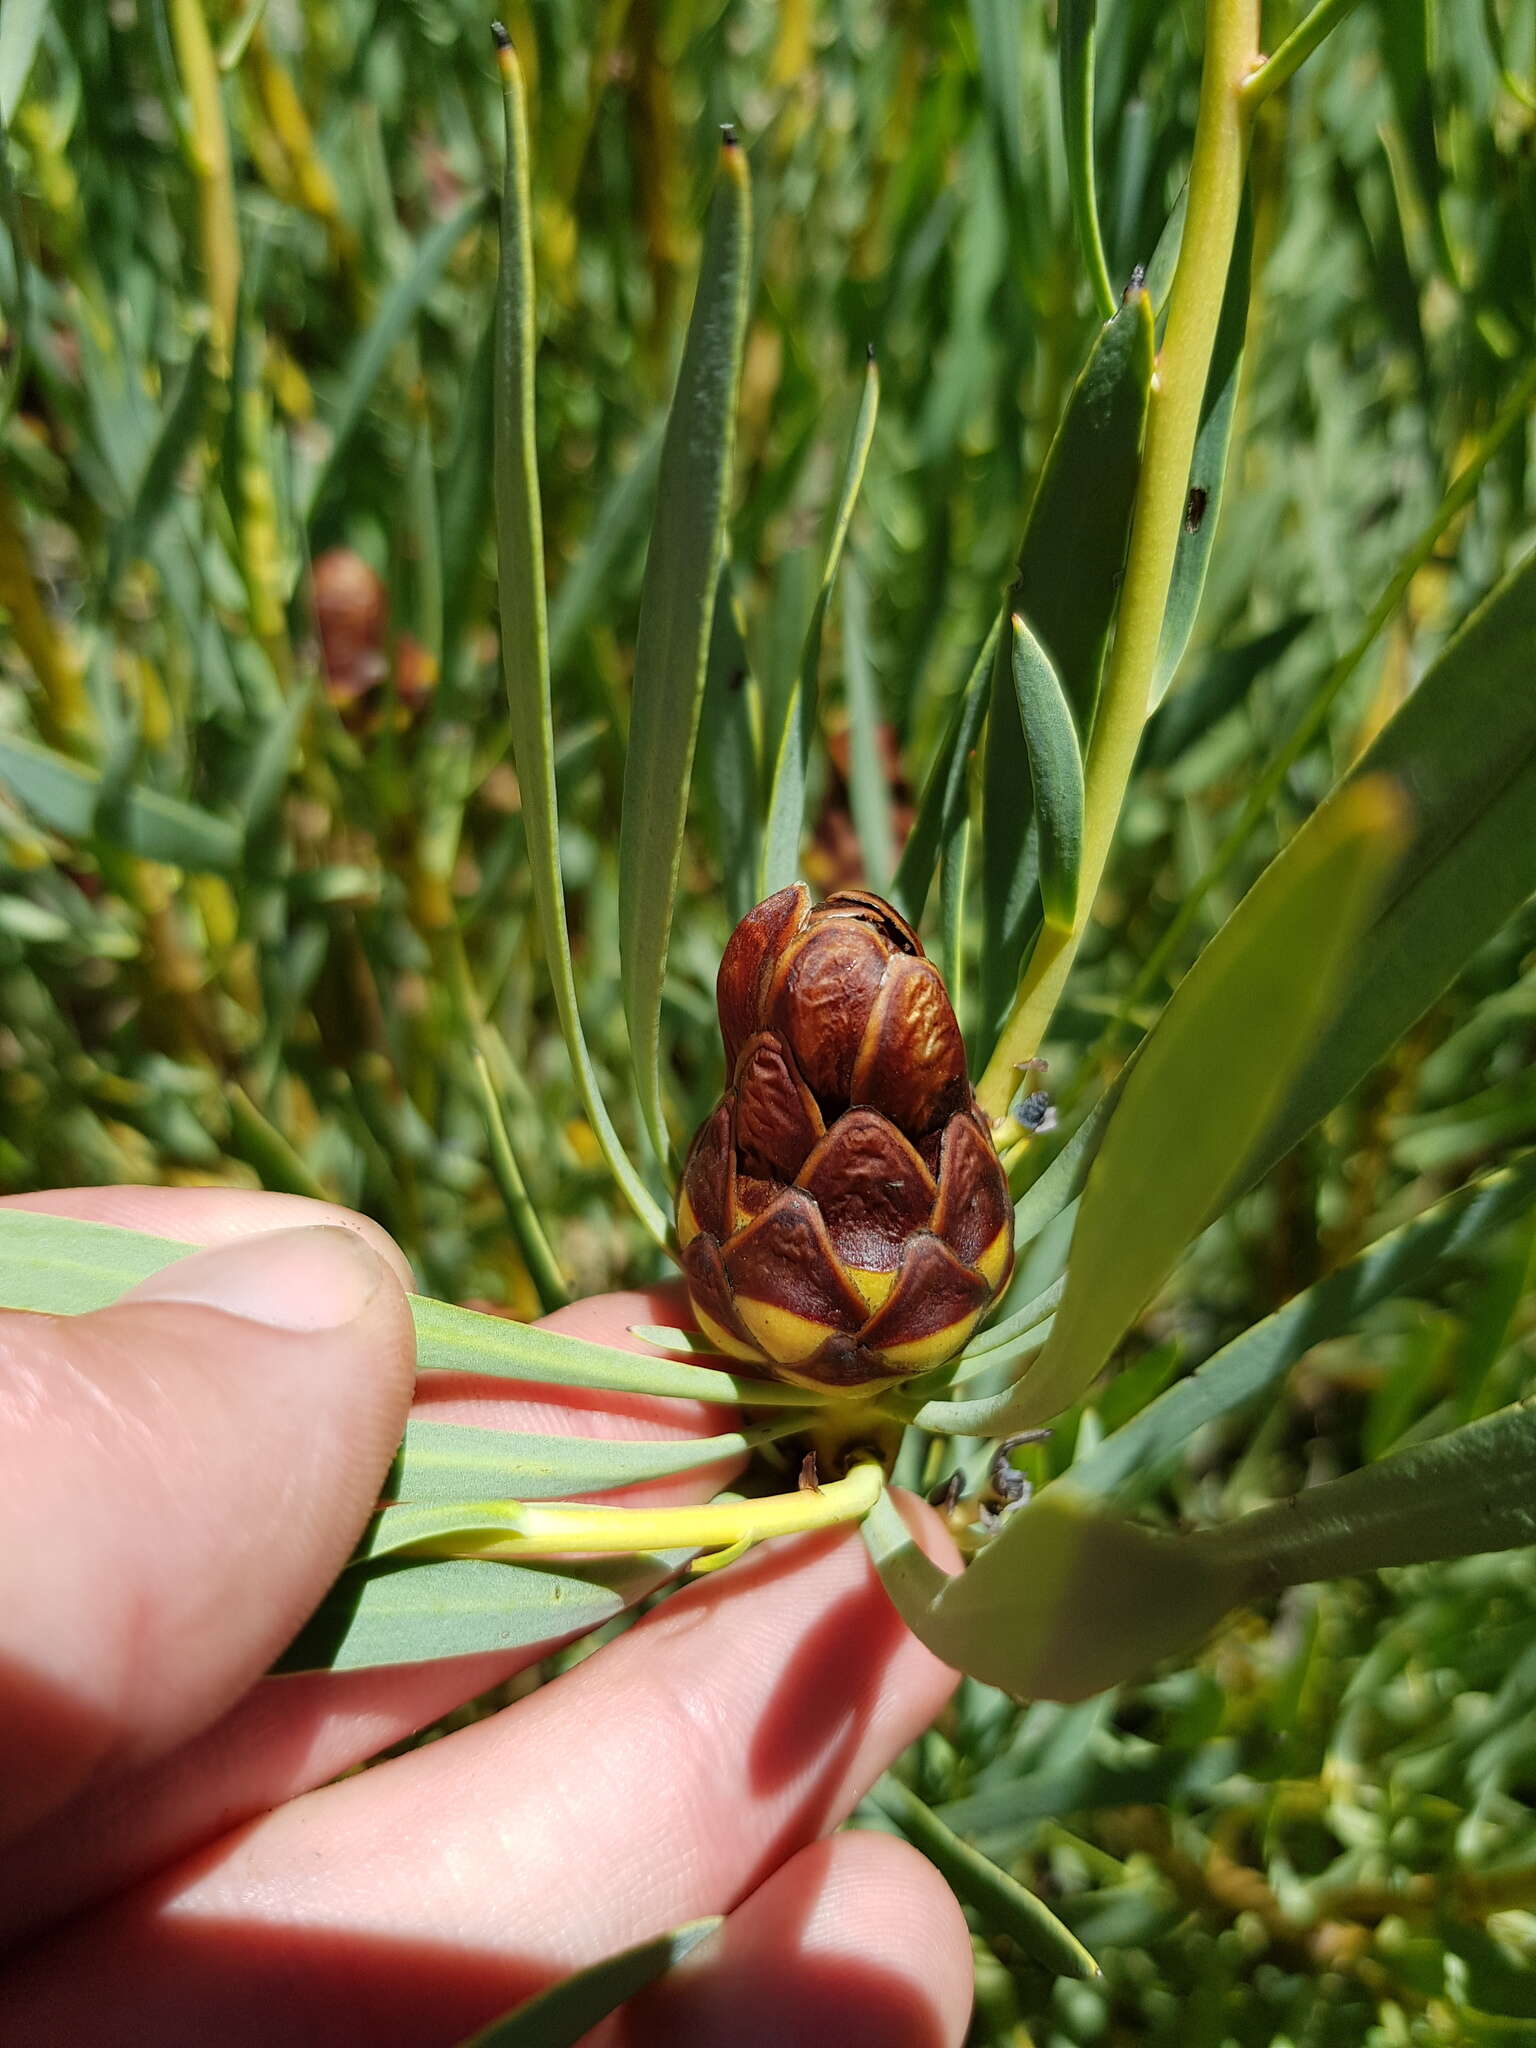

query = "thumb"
[0,1225,415,1842]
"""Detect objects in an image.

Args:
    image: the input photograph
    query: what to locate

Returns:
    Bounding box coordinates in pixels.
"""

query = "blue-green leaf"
[1010,612,1084,931]
[949,779,1408,1437]
[1255,546,1536,1182]
[278,1551,690,1677]
[620,133,752,1164]
[1064,1152,1536,1505]
[0,1211,821,1408]
[1148,200,1252,708]
[869,1775,1100,1979]
[867,1398,1536,1700]
[979,289,1154,1038]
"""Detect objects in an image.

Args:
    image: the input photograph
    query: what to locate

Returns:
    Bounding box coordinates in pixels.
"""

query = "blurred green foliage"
[2,1,1535,2040]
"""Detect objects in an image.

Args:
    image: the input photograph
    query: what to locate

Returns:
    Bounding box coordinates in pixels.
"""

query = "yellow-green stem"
[410,1460,885,1565]
[977,0,1261,1117]
[1099,351,1536,1049]
[1240,0,1364,110]
[168,0,240,368]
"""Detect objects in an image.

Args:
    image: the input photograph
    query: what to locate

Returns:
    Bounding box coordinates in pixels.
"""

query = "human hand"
[0,1188,972,2045]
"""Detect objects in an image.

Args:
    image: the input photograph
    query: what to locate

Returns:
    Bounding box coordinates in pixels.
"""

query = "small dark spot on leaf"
[1184,486,1208,533]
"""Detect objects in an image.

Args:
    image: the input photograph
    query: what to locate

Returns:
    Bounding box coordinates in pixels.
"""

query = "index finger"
[0,1198,750,1944]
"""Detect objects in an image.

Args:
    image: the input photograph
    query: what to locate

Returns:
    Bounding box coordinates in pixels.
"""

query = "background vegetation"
[2,0,1535,2040]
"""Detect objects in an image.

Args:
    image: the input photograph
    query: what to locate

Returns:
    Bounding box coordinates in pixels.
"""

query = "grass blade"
[491,29,668,1250]
[620,130,752,1162]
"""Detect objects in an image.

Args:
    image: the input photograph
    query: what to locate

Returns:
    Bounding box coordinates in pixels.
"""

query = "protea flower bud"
[677,884,1014,1393]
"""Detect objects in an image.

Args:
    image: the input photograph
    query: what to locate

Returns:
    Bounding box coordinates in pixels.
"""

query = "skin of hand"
[0,1187,974,2047]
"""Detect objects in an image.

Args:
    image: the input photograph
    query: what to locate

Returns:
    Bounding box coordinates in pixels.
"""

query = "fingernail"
[122,1226,386,1332]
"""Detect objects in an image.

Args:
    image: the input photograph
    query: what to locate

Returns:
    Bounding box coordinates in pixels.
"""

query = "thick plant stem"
[977,0,1262,1119]
[1100,352,1536,1046]
[407,1460,886,1568]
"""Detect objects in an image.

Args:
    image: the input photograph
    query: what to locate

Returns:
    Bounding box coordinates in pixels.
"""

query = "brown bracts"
[677,885,1014,1393]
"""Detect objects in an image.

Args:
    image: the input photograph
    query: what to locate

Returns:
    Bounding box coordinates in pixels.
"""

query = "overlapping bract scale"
[677,885,1014,1392]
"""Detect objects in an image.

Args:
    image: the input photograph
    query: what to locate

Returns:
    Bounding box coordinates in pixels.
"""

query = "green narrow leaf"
[411,1295,817,1405]
[871,1397,1536,1700]
[1143,615,1311,769]
[890,616,999,928]
[1011,1080,1122,1247]
[870,1775,1100,1980]
[937,809,971,1026]
[304,189,486,523]
[278,1551,690,1676]
[979,289,1154,1038]
[105,330,214,595]
[1371,0,1446,266]
[455,1919,722,2048]
[696,553,764,928]
[385,1410,809,1507]
[1010,613,1084,931]
[438,302,497,663]
[0,0,48,129]
[936,1739,1241,1849]
[840,552,895,894]
[548,416,665,678]
[0,732,242,872]
[1253,546,1536,1182]
[491,35,668,1250]
[979,778,1408,1436]
[761,349,881,896]
[0,1212,821,1408]
[1148,198,1252,708]
[1059,0,1116,319]
[619,132,752,1164]
[238,682,311,848]
[1064,1152,1536,1504]
[469,1048,570,1315]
